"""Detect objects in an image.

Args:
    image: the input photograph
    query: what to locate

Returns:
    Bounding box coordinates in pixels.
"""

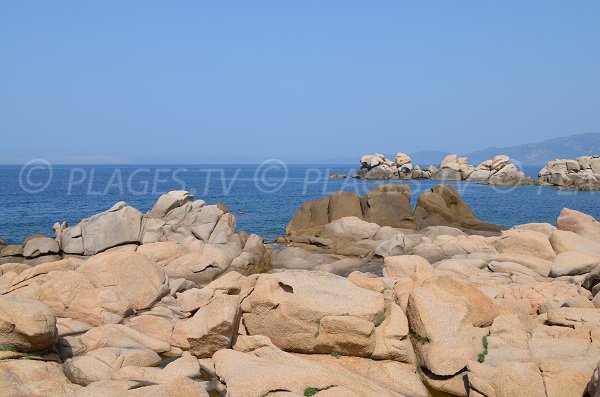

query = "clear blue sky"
[1,1,599,164]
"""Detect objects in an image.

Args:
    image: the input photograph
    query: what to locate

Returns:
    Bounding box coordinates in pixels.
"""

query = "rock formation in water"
[538,156,600,190]
[356,153,436,180]
[1,191,269,283]
[355,152,533,185]
[1,187,600,397]
[286,184,501,237]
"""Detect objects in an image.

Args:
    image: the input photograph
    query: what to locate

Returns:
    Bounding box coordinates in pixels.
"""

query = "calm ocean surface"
[0,164,598,244]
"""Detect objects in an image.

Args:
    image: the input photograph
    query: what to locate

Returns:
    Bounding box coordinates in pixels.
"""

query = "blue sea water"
[0,164,598,244]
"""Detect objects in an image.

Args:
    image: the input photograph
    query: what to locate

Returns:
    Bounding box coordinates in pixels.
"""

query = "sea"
[0,163,598,244]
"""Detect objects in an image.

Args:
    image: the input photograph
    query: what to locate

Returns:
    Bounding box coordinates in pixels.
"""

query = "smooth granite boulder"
[0,295,58,352]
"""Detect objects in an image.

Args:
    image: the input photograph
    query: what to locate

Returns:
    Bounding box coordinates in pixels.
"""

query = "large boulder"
[320,216,380,241]
[0,295,58,352]
[77,252,170,310]
[406,277,498,376]
[286,186,415,236]
[187,294,241,358]
[64,346,161,383]
[240,271,384,357]
[0,360,80,397]
[551,251,600,277]
[383,255,434,285]
[557,208,600,243]
[414,185,502,233]
[59,202,143,255]
[362,184,414,228]
[467,361,547,397]
[22,235,59,259]
[328,191,363,221]
[285,196,331,236]
[148,190,193,218]
[549,230,600,257]
[538,157,600,190]
[488,163,531,185]
[492,229,556,274]
[163,242,241,286]
[33,269,133,326]
[395,152,412,166]
[213,336,428,397]
[137,241,188,267]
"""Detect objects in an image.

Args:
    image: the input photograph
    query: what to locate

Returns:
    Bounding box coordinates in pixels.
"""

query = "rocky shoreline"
[538,156,600,191]
[353,152,600,191]
[355,153,533,185]
[1,187,600,396]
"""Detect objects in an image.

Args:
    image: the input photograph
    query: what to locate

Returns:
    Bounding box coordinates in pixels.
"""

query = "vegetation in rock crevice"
[373,309,387,327]
[304,385,333,396]
[478,333,490,363]
[409,330,430,344]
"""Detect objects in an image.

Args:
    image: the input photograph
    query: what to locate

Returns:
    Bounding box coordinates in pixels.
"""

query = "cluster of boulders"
[1,187,600,396]
[0,191,268,283]
[356,153,532,185]
[538,156,600,190]
[356,153,437,180]
[438,154,532,185]
[286,184,501,237]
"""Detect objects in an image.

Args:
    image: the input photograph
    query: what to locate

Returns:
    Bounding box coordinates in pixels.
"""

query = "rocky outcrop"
[355,153,432,180]
[286,184,500,238]
[214,336,427,397]
[0,295,58,352]
[279,185,502,276]
[538,156,600,190]
[414,185,503,233]
[2,189,600,396]
[286,184,414,236]
[57,201,143,256]
[5,191,268,287]
[240,271,398,358]
[355,152,532,185]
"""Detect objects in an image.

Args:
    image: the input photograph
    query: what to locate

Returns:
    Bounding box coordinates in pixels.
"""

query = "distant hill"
[464,133,600,165]
[352,133,600,167]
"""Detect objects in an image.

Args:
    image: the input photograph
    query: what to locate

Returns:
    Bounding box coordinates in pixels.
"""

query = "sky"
[1,1,599,164]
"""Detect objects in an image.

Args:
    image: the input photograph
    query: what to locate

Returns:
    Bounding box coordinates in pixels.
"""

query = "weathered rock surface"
[538,156,600,190]
[0,295,58,352]
[241,271,385,357]
[77,252,170,310]
[22,235,60,259]
[214,336,428,397]
[286,184,414,236]
[557,207,600,243]
[355,152,532,185]
[0,360,80,397]
[2,188,600,397]
[414,185,502,233]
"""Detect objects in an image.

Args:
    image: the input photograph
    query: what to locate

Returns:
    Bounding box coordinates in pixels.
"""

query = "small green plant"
[330,351,341,359]
[373,310,386,327]
[478,333,490,363]
[304,386,333,396]
[21,351,44,360]
[409,330,430,344]
[0,345,18,352]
